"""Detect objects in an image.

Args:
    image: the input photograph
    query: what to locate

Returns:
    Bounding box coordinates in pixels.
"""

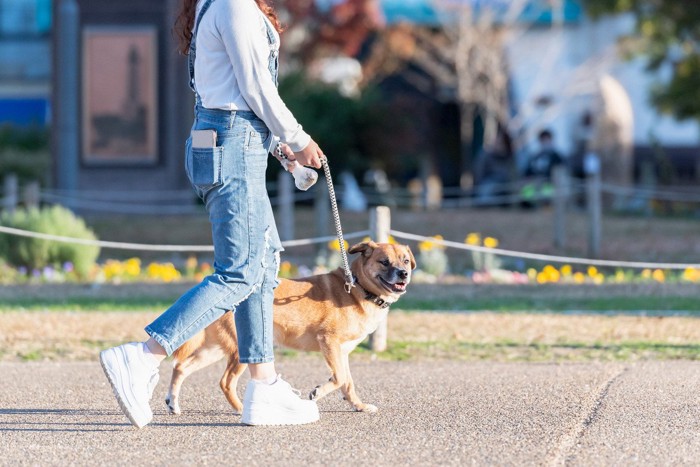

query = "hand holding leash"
[274,143,319,191]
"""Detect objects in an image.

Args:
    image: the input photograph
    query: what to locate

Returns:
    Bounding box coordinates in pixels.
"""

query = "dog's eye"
[379,259,390,267]
[404,259,410,265]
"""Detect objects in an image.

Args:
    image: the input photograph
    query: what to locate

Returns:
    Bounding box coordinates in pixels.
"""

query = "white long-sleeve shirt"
[194,0,311,152]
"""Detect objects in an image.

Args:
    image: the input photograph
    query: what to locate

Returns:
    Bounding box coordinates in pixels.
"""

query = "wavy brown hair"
[174,0,283,55]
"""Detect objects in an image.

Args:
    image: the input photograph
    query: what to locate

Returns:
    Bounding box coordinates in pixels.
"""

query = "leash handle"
[320,155,355,293]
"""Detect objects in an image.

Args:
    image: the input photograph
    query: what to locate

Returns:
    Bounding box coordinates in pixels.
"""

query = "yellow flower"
[280,261,292,275]
[543,265,560,282]
[587,266,598,278]
[465,233,481,246]
[652,269,665,283]
[419,235,445,252]
[682,267,699,282]
[593,273,605,285]
[388,235,398,245]
[185,256,198,270]
[483,237,499,249]
[614,270,626,283]
[527,268,537,281]
[125,258,141,277]
[573,272,586,284]
[560,264,572,277]
[328,239,349,252]
[641,269,652,280]
[536,271,549,284]
[146,262,181,282]
[103,260,124,280]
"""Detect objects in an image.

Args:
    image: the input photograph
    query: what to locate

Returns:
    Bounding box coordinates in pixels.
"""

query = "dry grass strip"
[2,311,699,362]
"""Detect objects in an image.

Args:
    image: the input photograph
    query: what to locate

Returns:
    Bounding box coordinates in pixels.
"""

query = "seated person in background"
[521,129,564,207]
[525,129,564,180]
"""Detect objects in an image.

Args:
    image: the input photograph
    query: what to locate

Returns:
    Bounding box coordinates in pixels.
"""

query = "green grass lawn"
[2,293,699,314]
[397,295,700,314]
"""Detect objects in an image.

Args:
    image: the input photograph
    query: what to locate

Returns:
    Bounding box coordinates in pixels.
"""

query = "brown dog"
[166,241,415,415]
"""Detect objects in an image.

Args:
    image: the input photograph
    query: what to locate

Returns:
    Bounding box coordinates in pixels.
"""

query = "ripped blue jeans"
[145,105,282,364]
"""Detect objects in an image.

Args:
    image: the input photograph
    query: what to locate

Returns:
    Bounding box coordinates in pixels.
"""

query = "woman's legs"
[101,111,316,427]
[144,339,276,380]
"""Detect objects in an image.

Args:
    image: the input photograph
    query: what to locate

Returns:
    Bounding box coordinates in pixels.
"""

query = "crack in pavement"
[545,366,630,467]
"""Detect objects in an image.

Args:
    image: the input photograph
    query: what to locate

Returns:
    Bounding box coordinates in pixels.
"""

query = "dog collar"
[353,275,391,309]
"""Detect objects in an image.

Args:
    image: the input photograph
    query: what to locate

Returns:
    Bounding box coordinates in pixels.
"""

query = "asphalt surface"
[1,358,699,466]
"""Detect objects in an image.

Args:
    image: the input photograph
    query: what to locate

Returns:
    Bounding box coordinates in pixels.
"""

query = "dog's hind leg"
[309,338,347,402]
[339,351,377,413]
[166,345,225,415]
[219,353,247,415]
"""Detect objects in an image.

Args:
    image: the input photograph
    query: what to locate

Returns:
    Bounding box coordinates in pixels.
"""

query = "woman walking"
[100,0,325,428]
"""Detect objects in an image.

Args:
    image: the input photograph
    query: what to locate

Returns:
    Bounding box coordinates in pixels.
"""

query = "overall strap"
[188,0,217,96]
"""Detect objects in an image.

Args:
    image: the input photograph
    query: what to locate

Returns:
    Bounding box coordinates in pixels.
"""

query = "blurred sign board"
[82,26,158,165]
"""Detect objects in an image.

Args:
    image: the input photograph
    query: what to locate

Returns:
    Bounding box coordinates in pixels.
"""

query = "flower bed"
[1,232,698,286]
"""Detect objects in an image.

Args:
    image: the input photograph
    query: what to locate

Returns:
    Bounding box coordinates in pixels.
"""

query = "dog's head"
[348,241,416,300]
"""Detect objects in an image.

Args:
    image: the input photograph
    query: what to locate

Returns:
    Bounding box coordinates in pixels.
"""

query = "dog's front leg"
[309,338,346,401]
[340,351,378,413]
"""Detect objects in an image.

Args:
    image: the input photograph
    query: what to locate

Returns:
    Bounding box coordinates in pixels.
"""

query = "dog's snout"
[397,269,408,280]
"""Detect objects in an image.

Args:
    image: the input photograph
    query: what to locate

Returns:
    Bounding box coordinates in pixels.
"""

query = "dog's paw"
[165,398,181,415]
[309,386,321,400]
[357,404,378,413]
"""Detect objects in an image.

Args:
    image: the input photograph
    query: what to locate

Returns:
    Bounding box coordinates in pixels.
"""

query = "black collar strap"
[353,275,391,309]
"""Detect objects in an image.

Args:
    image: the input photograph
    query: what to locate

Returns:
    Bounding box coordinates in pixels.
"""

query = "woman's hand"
[293,139,324,169]
[273,143,296,172]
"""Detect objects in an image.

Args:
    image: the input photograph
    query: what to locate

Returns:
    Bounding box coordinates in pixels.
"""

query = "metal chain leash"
[320,156,355,293]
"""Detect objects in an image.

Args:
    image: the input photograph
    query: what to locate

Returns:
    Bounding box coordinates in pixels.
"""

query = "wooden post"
[277,171,294,242]
[552,166,569,249]
[369,206,391,352]
[3,173,18,215]
[586,170,602,258]
[23,181,41,209]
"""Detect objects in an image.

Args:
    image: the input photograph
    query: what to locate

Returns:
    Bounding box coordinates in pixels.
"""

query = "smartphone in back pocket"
[191,129,217,148]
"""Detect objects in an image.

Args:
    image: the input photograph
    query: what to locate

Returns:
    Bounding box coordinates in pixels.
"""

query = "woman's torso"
[193,0,280,111]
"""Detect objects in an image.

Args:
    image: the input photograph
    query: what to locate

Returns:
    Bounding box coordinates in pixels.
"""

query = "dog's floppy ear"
[405,245,417,270]
[349,241,378,257]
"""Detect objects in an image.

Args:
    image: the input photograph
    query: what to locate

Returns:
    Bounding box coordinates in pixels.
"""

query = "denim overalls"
[145,0,282,364]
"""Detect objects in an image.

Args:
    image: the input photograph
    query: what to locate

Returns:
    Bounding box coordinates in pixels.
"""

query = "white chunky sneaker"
[241,375,320,426]
[99,342,159,429]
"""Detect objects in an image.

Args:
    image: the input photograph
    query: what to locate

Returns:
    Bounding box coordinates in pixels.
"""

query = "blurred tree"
[582,0,700,120]
[361,2,518,189]
[281,0,385,63]
[278,72,406,177]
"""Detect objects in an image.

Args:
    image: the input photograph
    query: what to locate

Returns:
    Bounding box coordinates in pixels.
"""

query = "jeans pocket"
[190,145,224,190]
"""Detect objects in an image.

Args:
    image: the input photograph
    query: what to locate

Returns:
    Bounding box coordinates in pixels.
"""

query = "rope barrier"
[1,223,696,270]
[0,225,370,252]
[389,230,700,270]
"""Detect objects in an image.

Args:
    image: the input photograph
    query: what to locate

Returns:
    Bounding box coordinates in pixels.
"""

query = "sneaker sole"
[99,348,152,429]
[241,405,320,426]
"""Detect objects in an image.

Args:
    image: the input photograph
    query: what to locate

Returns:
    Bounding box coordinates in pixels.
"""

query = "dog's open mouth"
[379,276,408,294]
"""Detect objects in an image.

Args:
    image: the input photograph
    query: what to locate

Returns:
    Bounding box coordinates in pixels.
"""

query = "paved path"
[1,359,699,466]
